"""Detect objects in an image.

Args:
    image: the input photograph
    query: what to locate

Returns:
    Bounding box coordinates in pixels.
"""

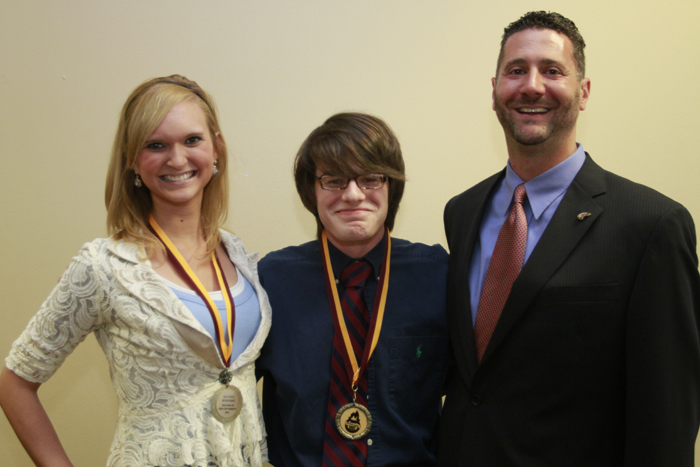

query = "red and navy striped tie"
[322,260,372,467]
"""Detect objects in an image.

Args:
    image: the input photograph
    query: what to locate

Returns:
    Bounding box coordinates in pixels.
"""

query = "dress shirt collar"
[501,143,587,220]
[327,232,387,279]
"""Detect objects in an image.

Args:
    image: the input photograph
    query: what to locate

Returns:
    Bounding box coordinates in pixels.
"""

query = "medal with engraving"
[211,382,243,423]
[149,215,241,423]
[336,401,372,440]
[320,229,391,439]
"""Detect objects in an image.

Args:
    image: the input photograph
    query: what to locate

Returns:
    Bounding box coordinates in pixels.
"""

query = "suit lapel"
[448,172,504,381]
[106,238,226,369]
[479,155,607,364]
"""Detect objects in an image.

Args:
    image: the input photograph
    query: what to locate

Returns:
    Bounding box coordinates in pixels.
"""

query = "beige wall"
[2,1,699,465]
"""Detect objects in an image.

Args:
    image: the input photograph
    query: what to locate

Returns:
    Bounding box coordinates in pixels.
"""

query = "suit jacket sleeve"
[624,204,700,466]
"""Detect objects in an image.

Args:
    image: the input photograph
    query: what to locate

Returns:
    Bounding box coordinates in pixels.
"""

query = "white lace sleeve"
[6,236,270,466]
[6,242,107,383]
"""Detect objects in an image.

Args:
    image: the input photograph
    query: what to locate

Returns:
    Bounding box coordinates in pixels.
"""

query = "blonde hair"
[105,75,229,256]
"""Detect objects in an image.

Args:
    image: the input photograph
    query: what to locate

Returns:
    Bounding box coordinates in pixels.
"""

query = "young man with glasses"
[256,112,449,467]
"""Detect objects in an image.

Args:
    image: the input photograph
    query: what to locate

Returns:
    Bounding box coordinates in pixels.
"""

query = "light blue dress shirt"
[468,144,587,325]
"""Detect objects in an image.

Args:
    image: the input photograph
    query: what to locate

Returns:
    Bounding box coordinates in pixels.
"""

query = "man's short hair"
[294,112,407,239]
[496,11,586,80]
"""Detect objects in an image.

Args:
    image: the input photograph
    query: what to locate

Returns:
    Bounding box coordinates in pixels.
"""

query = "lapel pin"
[577,212,592,220]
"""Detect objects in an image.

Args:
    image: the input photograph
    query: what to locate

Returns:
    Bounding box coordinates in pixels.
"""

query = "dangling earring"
[212,160,219,177]
[134,173,142,188]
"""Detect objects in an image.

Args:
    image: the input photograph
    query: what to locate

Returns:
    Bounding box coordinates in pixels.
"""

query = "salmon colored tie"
[474,183,528,362]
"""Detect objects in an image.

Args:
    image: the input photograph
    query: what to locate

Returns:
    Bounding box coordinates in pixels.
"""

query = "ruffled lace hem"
[107,376,267,467]
[107,439,266,467]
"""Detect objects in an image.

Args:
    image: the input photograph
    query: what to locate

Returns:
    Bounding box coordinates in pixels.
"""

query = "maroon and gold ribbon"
[320,228,391,389]
[149,214,235,367]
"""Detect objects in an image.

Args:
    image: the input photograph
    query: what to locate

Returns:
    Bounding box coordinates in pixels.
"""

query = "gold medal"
[211,384,243,423]
[320,229,390,440]
[149,216,243,424]
[335,402,372,439]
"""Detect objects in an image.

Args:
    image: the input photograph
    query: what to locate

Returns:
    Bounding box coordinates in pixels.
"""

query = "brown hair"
[105,75,229,256]
[294,112,406,239]
[497,11,586,81]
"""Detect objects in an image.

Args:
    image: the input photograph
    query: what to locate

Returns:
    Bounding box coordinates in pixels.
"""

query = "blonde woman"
[0,75,270,467]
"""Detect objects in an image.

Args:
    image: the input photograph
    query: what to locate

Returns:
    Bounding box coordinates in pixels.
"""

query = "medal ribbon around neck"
[149,214,235,367]
[321,228,391,390]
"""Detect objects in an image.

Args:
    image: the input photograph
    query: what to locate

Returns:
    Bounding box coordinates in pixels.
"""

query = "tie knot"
[514,184,527,205]
[340,260,372,290]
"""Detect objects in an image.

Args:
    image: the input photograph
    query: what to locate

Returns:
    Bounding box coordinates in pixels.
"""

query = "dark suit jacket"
[438,155,700,466]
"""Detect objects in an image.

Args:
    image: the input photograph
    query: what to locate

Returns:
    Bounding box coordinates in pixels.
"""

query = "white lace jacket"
[6,232,271,467]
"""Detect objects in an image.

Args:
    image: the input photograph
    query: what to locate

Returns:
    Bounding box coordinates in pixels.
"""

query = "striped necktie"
[322,260,372,467]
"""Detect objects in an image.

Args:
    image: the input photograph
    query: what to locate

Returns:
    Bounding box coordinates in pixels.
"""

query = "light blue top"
[468,144,587,325]
[166,270,262,365]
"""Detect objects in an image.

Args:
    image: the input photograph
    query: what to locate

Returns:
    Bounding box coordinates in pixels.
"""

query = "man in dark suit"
[438,11,700,466]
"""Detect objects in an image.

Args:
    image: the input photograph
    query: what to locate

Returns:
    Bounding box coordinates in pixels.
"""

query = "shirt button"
[367,439,373,446]
[470,394,482,406]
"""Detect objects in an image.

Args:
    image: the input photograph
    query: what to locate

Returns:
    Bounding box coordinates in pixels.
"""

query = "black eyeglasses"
[317,174,387,190]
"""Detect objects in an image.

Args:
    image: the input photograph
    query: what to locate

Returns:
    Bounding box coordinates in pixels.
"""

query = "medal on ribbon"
[149,215,242,423]
[335,402,372,440]
[211,382,243,423]
[320,228,391,439]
